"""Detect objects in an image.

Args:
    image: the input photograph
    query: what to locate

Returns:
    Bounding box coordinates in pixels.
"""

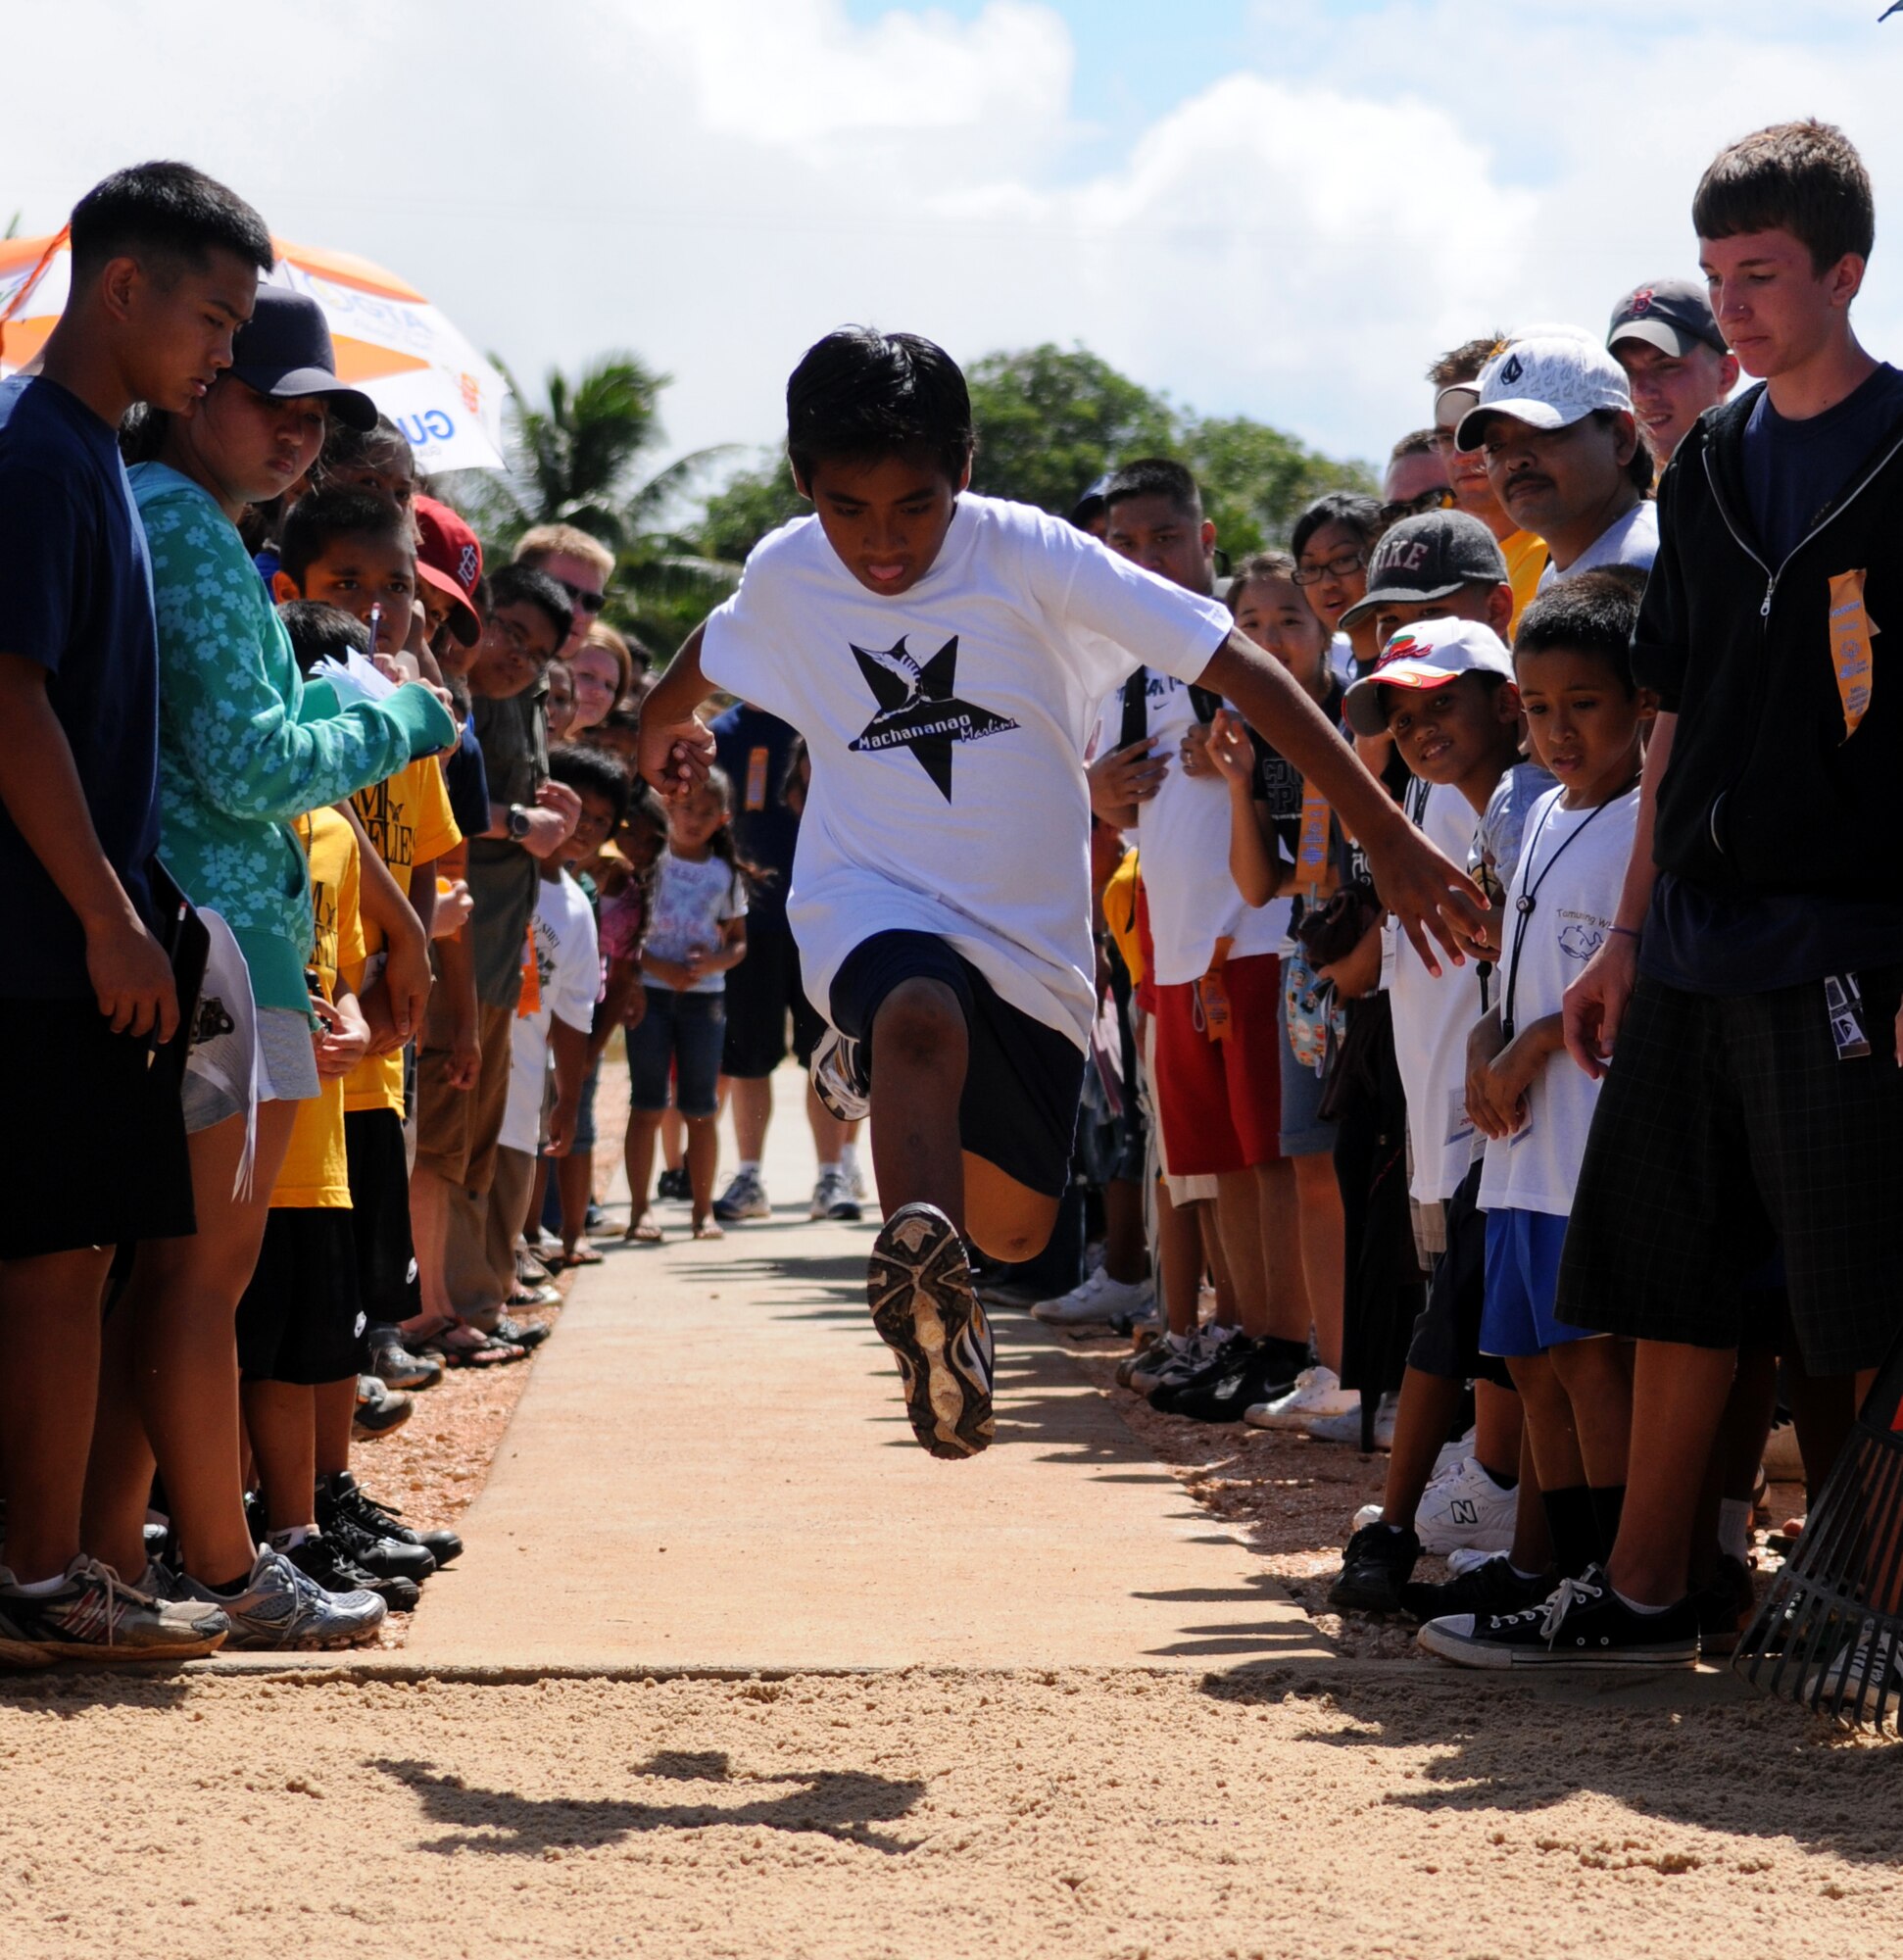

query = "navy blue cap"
[228,287,378,429]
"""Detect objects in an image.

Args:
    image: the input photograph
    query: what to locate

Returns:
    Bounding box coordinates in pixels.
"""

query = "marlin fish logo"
[848,635,1018,801]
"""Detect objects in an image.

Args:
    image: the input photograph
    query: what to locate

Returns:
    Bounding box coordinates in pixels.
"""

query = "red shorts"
[1151,952,1285,1175]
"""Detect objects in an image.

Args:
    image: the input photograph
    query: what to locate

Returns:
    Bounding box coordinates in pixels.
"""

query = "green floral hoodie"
[130,463,455,1014]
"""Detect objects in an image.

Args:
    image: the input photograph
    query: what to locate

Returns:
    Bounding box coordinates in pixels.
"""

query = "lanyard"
[1499,786,1632,1040]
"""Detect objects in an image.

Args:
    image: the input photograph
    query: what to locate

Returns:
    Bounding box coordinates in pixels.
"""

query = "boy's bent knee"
[871,978,966,1068]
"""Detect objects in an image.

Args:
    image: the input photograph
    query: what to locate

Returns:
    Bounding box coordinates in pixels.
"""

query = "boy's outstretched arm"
[1199,630,1489,976]
[637,623,718,802]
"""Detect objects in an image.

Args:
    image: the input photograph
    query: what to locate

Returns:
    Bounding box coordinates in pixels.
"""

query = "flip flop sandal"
[507,1284,561,1309]
[424,1326,526,1368]
[560,1243,606,1267]
[692,1220,726,1241]
[624,1221,664,1245]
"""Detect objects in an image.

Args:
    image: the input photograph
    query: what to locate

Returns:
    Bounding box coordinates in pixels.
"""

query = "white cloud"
[4,0,1902,489]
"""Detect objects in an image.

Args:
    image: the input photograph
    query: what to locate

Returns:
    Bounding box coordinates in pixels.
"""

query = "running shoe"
[0,1556,227,1666]
[1399,1553,1552,1625]
[368,1336,443,1393]
[317,1470,463,1570]
[352,1376,414,1440]
[866,1202,993,1459]
[1166,1337,1309,1425]
[1417,1564,1698,1669]
[274,1533,404,1634]
[809,1168,862,1222]
[811,1027,870,1124]
[1414,1454,1519,1555]
[1329,1521,1421,1614]
[1244,1364,1357,1431]
[170,1545,388,1651]
[313,1493,434,1591]
[1033,1267,1154,1327]
[1132,1324,1237,1397]
[714,1167,772,1222]
[1307,1393,1399,1451]
[844,1159,869,1203]
[1805,1625,1903,1723]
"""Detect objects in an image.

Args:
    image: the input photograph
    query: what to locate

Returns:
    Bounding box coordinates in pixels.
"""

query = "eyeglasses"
[1292,549,1367,587]
[1378,486,1455,526]
[496,614,556,667]
[555,577,607,616]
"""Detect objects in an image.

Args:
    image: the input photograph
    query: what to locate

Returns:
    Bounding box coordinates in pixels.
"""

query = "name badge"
[1294,780,1337,902]
[1828,569,1875,742]
[1825,971,1871,1061]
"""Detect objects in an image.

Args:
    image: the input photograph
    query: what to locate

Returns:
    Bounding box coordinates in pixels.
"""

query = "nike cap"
[1340,510,1508,631]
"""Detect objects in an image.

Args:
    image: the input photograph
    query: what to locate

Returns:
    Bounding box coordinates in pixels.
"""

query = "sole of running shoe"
[865,1202,993,1459]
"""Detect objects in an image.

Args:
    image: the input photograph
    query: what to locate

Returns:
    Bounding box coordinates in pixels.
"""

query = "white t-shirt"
[1479,785,1639,1218]
[700,495,1231,1050]
[501,871,603,1157]
[644,849,748,995]
[1537,501,1659,589]
[1389,779,1489,1203]
[1089,671,1292,986]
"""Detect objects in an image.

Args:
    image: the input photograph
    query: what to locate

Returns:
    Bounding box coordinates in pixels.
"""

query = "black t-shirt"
[1742,362,1903,565]
[0,377,163,998]
[712,702,799,929]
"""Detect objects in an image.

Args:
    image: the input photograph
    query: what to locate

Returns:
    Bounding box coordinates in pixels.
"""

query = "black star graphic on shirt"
[847,634,1018,801]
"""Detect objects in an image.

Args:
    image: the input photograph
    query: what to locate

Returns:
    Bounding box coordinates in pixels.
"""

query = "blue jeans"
[626,987,725,1118]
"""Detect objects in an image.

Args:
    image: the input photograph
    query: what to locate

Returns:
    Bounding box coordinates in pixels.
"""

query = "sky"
[7,1,1903,495]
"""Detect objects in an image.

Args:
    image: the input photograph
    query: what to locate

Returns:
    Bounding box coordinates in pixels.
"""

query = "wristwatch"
[507,803,532,841]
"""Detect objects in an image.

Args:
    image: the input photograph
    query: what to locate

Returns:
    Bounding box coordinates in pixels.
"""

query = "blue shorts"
[1277,980,1337,1158]
[1482,1206,1596,1358]
[627,987,725,1118]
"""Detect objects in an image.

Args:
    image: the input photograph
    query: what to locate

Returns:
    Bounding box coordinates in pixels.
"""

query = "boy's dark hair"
[549,743,633,826]
[1512,568,1644,693]
[1103,458,1201,521]
[786,327,975,488]
[311,414,415,494]
[1427,336,1509,390]
[1693,120,1874,275]
[70,161,273,281]
[487,563,573,649]
[276,600,370,676]
[280,486,411,587]
[1291,490,1383,562]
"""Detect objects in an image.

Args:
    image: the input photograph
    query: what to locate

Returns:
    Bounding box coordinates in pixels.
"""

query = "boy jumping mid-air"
[639,328,1488,1459]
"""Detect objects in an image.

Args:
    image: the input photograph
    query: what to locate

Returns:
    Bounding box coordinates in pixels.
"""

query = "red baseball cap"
[415,495,483,646]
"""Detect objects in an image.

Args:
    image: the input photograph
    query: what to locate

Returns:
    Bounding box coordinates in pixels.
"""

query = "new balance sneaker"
[274,1533,402,1635]
[1400,1553,1553,1625]
[0,1557,227,1666]
[1032,1267,1154,1328]
[352,1377,414,1441]
[1415,1455,1519,1556]
[1417,1564,1699,1669]
[1434,1426,1477,1480]
[866,1202,993,1459]
[1165,1337,1309,1425]
[1329,1521,1421,1614]
[171,1545,388,1651]
[713,1167,772,1223]
[1805,1625,1903,1723]
[809,1168,862,1222]
[1307,1392,1399,1451]
[1244,1364,1358,1431]
[811,1028,870,1124]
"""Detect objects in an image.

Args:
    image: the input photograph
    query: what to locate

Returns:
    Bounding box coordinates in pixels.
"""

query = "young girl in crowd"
[622,769,752,1242]
[567,621,633,737]
[88,289,453,1638]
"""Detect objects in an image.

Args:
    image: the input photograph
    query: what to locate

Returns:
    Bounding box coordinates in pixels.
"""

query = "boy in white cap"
[1456,334,1658,588]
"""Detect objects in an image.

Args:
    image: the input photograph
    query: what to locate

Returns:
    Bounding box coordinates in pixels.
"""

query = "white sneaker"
[1415,1454,1518,1555]
[1805,1624,1903,1722]
[1350,1500,1383,1533]
[808,1168,862,1222]
[1433,1427,1477,1481]
[1032,1267,1155,1326]
[1307,1392,1398,1450]
[1245,1364,1357,1431]
[712,1167,771,1222]
[1446,1544,1497,1577]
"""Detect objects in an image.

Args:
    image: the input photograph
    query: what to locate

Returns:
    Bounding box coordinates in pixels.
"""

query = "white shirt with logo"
[1479,785,1639,1218]
[700,496,1231,1050]
[501,870,603,1157]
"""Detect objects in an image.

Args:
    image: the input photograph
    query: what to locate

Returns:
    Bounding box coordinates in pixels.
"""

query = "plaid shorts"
[1555,965,1903,1375]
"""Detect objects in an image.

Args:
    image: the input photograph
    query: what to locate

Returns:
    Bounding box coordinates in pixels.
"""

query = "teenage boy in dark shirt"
[1552,122,1903,1675]
[0,161,275,1661]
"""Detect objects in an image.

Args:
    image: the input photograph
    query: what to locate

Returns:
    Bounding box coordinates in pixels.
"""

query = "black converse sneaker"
[1417,1563,1700,1669]
[1400,1553,1554,1624]
[866,1202,993,1459]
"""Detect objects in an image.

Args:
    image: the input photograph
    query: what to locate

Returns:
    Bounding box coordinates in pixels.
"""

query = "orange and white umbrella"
[0,231,510,472]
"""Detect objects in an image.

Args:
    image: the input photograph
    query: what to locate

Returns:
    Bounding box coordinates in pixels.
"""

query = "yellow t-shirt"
[272,808,366,1209]
[343,757,462,1115]
[1102,850,1145,989]
[1501,528,1549,634]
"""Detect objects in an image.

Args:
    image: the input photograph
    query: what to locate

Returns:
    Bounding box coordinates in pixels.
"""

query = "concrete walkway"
[405,1066,1327,1673]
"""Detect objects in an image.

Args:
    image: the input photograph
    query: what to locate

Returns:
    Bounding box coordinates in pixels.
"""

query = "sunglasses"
[1379,486,1456,526]
[555,577,608,616]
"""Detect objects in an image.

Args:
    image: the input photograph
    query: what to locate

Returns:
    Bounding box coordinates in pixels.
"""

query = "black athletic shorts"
[722,917,825,1079]
[1557,966,1903,1377]
[344,1108,421,1329]
[236,1207,367,1386]
[0,997,195,1260]
[1405,1161,1512,1388]
[829,930,1085,1200]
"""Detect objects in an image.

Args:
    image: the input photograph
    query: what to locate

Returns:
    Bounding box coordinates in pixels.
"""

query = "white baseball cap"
[1342,616,1516,737]
[1454,331,1634,452]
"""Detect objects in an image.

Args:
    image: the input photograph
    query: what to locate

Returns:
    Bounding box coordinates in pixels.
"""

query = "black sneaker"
[1417,1563,1699,1669]
[1329,1521,1422,1614]
[1164,1336,1308,1425]
[1146,1327,1248,1412]
[1400,1553,1553,1624]
[277,1530,418,1615]
[866,1202,993,1459]
[317,1470,462,1570]
[1692,1551,1757,1658]
[656,1167,690,1203]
